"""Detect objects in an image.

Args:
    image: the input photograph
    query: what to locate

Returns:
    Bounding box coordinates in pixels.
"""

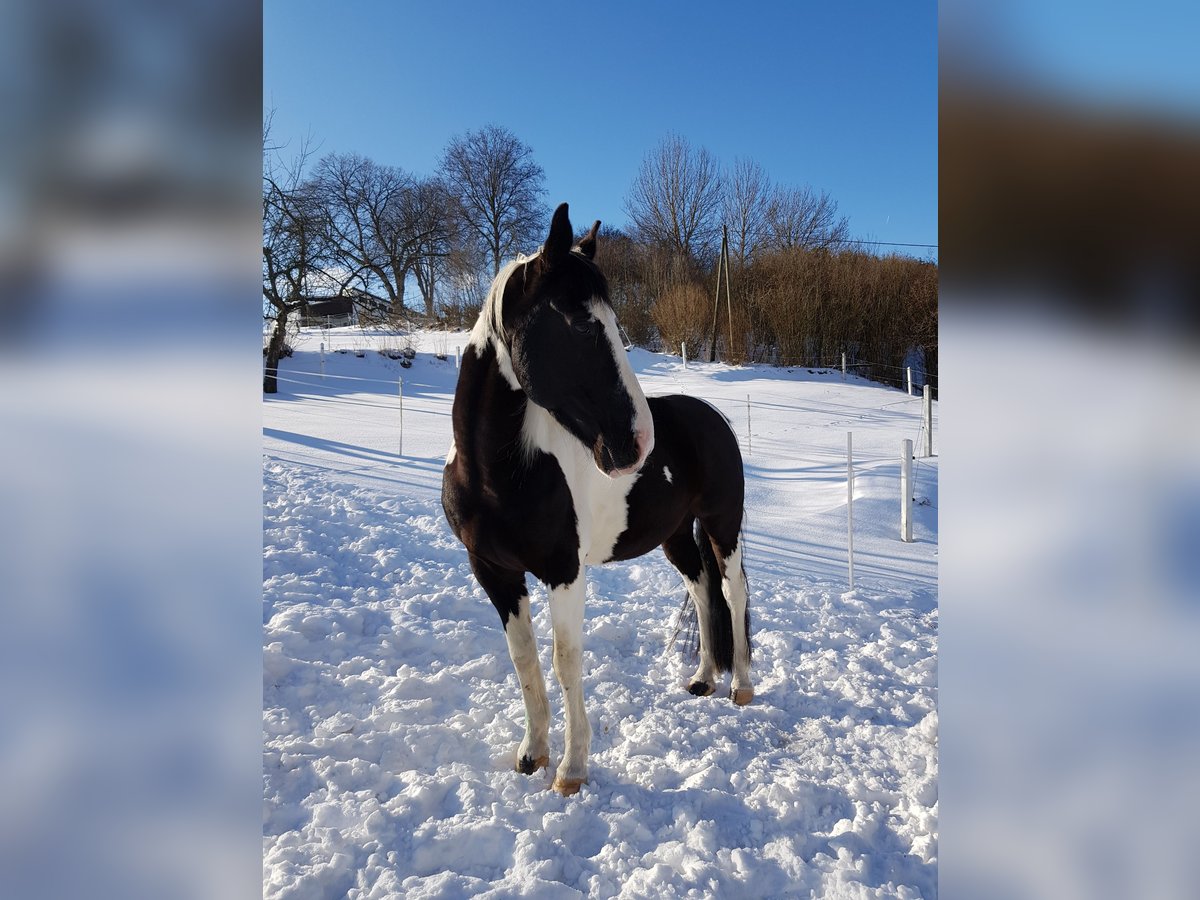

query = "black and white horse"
[442,204,752,795]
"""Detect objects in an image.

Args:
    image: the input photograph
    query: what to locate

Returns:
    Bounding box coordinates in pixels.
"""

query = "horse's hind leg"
[662,519,720,696]
[470,554,550,773]
[704,527,754,706]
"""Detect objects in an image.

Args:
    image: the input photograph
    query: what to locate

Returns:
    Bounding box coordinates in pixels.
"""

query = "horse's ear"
[542,203,573,267]
[576,220,601,260]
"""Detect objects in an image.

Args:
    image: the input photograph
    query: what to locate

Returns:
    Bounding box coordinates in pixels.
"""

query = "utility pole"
[707,225,734,363]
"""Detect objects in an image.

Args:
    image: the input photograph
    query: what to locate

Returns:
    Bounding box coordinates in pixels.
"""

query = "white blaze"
[591,300,654,471]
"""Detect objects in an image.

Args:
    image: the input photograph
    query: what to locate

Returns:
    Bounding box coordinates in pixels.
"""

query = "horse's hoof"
[731,688,754,706]
[517,754,549,775]
[688,681,716,697]
[552,776,585,796]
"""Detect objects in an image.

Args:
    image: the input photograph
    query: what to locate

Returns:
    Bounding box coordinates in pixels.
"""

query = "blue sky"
[264,1,937,258]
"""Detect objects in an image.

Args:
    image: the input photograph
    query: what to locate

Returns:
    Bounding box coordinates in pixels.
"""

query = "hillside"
[263,326,938,899]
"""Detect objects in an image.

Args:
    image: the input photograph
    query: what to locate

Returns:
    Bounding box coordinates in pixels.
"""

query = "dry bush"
[721,301,759,365]
[740,246,938,383]
[751,248,823,365]
[653,280,711,353]
[593,226,656,346]
[907,261,939,392]
[707,262,764,365]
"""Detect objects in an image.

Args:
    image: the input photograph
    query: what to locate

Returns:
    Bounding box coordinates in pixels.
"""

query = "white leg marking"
[663,466,673,484]
[720,544,754,700]
[682,570,719,691]
[548,574,590,792]
[504,594,550,769]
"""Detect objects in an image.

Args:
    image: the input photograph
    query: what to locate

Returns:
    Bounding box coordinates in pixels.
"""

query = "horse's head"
[501,203,654,478]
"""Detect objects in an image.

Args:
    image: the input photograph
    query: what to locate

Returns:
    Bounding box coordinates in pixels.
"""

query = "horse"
[441,203,752,796]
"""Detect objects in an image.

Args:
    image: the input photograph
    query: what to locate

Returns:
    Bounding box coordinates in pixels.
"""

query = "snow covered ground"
[263,327,938,898]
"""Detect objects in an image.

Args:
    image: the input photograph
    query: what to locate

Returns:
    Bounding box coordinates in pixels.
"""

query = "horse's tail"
[696,524,735,673]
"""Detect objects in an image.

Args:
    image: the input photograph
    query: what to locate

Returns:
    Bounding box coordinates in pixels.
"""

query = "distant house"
[302,289,405,328]
[299,290,393,327]
[352,291,394,325]
[300,295,355,327]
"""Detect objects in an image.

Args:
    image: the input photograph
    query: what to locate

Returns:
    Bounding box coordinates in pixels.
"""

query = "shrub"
[652,281,711,354]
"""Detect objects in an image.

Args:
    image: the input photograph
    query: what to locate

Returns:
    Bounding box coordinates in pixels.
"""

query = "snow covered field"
[263,327,938,898]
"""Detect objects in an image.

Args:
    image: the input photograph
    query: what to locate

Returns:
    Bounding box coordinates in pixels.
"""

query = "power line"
[832,239,938,250]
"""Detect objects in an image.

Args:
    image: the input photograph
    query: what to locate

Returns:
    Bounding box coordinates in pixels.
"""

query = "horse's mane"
[467,243,605,387]
[467,252,540,390]
[471,242,603,351]
[471,252,537,352]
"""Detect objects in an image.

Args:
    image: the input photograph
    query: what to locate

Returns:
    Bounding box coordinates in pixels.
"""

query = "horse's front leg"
[547,572,590,795]
[507,594,553,772]
[470,555,550,773]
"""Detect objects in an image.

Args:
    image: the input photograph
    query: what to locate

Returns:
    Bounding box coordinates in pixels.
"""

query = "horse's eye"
[573,320,595,335]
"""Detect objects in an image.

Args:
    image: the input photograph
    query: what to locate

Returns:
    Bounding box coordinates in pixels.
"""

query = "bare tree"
[314,153,413,312]
[722,157,772,268]
[440,243,491,328]
[407,177,468,318]
[439,124,547,276]
[263,123,330,394]
[763,184,851,252]
[624,133,723,260]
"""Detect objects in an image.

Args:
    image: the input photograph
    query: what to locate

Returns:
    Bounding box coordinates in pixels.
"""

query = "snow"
[264,327,938,898]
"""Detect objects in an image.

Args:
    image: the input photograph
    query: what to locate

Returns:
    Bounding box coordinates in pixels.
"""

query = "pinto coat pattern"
[442,203,752,795]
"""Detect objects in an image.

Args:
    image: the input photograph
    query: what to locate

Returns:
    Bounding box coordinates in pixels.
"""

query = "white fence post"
[901,438,913,542]
[455,346,461,369]
[398,377,404,457]
[682,341,687,369]
[922,384,933,457]
[847,431,855,589]
[907,366,913,396]
[842,352,847,381]
[746,395,752,456]
[320,342,325,378]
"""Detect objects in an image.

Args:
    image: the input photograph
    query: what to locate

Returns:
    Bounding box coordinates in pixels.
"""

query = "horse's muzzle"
[594,424,654,478]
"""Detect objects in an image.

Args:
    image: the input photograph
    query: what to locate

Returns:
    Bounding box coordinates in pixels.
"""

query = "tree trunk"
[415,262,436,318]
[263,310,289,394]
